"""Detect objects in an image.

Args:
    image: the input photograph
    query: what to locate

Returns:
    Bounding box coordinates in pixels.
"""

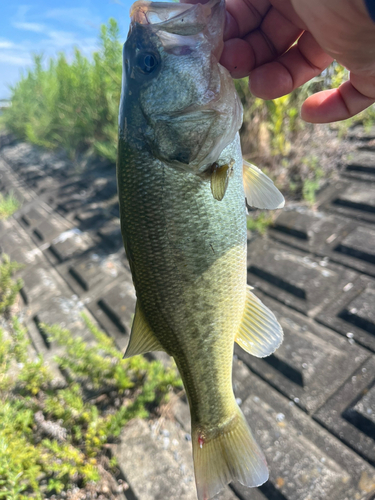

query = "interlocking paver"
[247,237,358,317]
[234,292,369,414]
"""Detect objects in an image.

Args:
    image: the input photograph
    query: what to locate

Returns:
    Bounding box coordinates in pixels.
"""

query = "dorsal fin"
[235,286,283,357]
[243,160,285,209]
[124,301,164,358]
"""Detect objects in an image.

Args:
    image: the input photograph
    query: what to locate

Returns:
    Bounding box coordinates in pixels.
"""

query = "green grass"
[0,255,23,316]
[301,156,325,206]
[247,212,274,234]
[0,193,20,220]
[0,256,182,499]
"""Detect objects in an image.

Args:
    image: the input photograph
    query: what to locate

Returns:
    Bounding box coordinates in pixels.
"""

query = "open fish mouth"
[130,0,217,28]
[129,0,224,58]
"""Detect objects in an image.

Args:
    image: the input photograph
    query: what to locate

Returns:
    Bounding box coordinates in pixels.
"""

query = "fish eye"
[137,52,159,74]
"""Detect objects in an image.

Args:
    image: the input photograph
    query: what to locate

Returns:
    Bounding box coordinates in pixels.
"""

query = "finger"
[221,10,304,78]
[225,0,270,38]
[249,31,333,98]
[301,80,375,123]
[220,39,256,78]
[243,7,303,67]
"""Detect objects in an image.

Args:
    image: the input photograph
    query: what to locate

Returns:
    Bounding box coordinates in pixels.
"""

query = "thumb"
[301,75,375,123]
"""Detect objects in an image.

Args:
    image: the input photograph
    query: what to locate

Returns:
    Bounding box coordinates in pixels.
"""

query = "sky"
[0,0,136,99]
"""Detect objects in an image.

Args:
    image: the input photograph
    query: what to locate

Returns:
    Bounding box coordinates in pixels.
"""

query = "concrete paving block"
[330,224,375,277]
[61,247,125,295]
[234,293,370,414]
[115,418,238,500]
[317,275,375,352]
[314,356,375,466]
[87,272,136,350]
[269,208,354,256]
[20,264,64,308]
[16,201,72,246]
[347,125,375,141]
[0,222,42,266]
[247,238,358,317]
[47,227,95,264]
[323,182,375,224]
[343,150,375,182]
[97,217,124,253]
[232,360,375,500]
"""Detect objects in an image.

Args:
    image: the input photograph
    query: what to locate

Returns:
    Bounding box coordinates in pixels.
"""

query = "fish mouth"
[130,0,217,28]
[129,0,225,63]
[130,1,197,26]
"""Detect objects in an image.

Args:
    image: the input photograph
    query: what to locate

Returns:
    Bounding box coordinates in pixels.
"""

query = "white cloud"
[0,40,16,50]
[13,22,46,33]
[44,8,101,30]
[0,4,103,98]
[0,38,31,66]
[0,52,31,66]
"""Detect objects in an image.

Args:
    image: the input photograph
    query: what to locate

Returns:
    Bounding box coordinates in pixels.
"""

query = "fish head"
[119,0,243,171]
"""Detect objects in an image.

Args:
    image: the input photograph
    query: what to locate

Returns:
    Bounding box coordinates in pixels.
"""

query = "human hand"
[220,0,375,123]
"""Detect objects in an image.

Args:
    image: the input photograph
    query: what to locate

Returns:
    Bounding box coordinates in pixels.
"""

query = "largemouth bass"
[117,1,284,498]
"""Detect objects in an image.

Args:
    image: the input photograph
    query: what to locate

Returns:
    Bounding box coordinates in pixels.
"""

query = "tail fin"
[192,405,268,500]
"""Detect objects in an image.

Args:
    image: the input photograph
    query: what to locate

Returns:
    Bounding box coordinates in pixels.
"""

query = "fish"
[116,0,285,498]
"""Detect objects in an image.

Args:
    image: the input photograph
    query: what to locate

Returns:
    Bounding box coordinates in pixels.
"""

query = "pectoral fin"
[210,161,234,201]
[124,302,164,358]
[235,286,283,358]
[243,160,285,209]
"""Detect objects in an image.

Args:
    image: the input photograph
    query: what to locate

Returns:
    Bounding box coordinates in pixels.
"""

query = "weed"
[0,255,23,316]
[301,156,325,205]
[247,212,274,234]
[0,315,182,498]
[0,192,20,219]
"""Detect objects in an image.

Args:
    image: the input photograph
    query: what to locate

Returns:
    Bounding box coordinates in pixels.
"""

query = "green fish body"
[117,1,284,498]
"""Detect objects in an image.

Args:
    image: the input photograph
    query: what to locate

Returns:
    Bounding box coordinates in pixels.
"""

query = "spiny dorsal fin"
[123,301,164,358]
[235,286,283,358]
[210,161,234,201]
[243,160,285,209]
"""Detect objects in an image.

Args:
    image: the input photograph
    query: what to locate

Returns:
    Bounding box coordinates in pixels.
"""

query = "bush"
[2,19,122,163]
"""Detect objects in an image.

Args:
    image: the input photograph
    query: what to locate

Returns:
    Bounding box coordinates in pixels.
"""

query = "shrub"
[2,19,122,163]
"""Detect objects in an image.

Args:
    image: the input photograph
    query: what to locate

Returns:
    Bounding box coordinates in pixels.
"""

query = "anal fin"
[235,286,283,358]
[124,301,164,358]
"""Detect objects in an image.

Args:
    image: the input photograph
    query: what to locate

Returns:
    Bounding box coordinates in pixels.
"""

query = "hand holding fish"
[219,0,375,123]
